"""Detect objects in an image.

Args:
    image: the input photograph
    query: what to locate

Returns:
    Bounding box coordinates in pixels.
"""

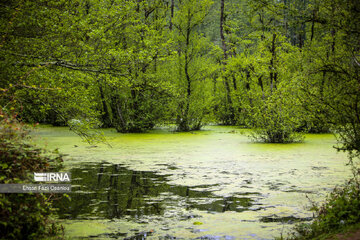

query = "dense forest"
[1,0,360,239]
[0,0,359,144]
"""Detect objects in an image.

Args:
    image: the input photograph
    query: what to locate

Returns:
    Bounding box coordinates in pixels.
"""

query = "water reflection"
[35,127,349,239]
[54,162,254,220]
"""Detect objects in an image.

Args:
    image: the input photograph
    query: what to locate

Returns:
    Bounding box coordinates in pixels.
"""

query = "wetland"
[32,125,351,239]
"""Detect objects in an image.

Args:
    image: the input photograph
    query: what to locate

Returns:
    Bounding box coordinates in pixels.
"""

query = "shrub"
[285,173,360,239]
[247,99,305,143]
[0,110,64,239]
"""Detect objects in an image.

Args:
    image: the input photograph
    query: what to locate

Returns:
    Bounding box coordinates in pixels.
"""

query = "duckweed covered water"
[32,126,351,239]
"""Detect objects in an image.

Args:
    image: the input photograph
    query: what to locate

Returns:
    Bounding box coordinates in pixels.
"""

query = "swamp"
[32,126,350,239]
[1,0,360,239]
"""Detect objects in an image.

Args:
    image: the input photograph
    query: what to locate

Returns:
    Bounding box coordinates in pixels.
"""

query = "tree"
[171,0,216,131]
[94,0,173,132]
[0,0,109,127]
[299,0,360,158]
[219,0,236,125]
[0,0,174,133]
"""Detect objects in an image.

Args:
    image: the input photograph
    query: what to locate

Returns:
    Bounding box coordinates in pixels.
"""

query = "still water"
[33,126,351,239]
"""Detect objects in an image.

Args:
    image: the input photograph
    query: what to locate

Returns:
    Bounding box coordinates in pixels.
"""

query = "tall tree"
[219,0,236,125]
[171,0,215,131]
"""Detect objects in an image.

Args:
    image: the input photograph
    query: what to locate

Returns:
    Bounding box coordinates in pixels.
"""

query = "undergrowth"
[0,110,65,239]
[280,168,360,240]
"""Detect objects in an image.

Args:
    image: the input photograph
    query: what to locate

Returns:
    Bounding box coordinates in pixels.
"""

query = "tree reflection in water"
[53,162,253,220]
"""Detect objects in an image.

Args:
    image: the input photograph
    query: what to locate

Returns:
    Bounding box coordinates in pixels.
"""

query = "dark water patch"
[234,191,261,196]
[155,163,179,170]
[53,162,254,220]
[124,230,155,240]
[260,214,313,223]
[196,235,236,240]
[159,234,180,239]
[266,181,290,191]
[284,189,314,194]
[87,231,128,239]
[187,197,252,213]
[168,166,179,170]
[283,185,314,194]
[191,184,221,189]
[180,214,202,220]
[248,205,272,211]
[243,179,252,184]
[243,172,253,175]
[311,166,329,171]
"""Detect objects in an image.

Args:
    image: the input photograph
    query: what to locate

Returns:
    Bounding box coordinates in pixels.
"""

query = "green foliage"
[295,0,360,156]
[101,0,174,132]
[0,0,174,133]
[68,118,109,146]
[0,111,64,239]
[0,0,359,140]
[285,174,360,239]
[170,0,216,131]
[247,95,305,143]
[232,31,306,142]
[1,0,360,238]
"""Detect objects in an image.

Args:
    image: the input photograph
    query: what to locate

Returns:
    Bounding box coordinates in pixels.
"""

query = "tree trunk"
[270,33,277,94]
[220,0,235,125]
[310,8,316,42]
[110,95,127,133]
[170,0,174,30]
[97,78,112,127]
[220,0,227,61]
[179,23,192,132]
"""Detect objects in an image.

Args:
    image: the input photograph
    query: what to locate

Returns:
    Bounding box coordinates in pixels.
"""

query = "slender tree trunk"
[258,75,265,100]
[270,33,277,94]
[245,69,253,105]
[283,0,288,38]
[180,23,192,131]
[220,0,235,125]
[299,0,306,48]
[97,78,111,127]
[330,2,336,53]
[310,8,316,42]
[220,0,227,61]
[111,94,127,133]
[184,56,191,131]
[232,75,237,90]
[170,0,174,30]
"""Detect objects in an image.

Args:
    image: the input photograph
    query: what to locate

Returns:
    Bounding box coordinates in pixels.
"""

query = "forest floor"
[319,223,360,240]
[332,229,360,240]
[288,223,360,240]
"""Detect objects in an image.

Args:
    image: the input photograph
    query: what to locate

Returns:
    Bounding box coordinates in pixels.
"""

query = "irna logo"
[34,172,71,182]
